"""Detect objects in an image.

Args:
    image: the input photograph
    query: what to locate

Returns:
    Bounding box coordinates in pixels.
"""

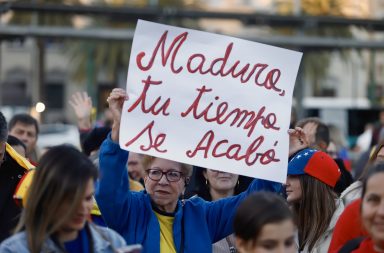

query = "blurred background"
[0,0,384,151]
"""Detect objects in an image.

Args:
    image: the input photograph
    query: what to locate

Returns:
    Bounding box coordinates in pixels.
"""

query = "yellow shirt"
[154,210,176,253]
[129,178,144,192]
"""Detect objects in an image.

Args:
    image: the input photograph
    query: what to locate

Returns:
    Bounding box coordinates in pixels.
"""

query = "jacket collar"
[41,223,114,252]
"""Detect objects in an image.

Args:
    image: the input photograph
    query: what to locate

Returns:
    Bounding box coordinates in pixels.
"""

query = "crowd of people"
[1,88,384,253]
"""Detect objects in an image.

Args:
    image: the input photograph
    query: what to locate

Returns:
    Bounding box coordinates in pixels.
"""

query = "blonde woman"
[0,145,126,253]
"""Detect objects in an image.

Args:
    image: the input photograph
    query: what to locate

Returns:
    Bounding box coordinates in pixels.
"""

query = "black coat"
[0,146,30,242]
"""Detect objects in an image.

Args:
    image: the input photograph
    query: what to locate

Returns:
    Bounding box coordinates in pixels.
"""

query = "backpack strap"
[338,237,365,253]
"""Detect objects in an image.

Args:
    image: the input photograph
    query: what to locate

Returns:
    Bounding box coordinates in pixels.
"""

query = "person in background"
[0,111,35,242]
[7,135,27,158]
[340,140,384,206]
[285,147,343,252]
[234,192,297,253]
[127,152,145,185]
[295,117,353,195]
[336,162,384,252]
[0,145,127,253]
[354,123,373,153]
[68,91,143,226]
[95,88,282,253]
[8,114,39,163]
[353,127,384,180]
[69,91,144,191]
[185,168,247,253]
[370,110,384,149]
[328,141,384,252]
[289,107,297,129]
[328,124,351,172]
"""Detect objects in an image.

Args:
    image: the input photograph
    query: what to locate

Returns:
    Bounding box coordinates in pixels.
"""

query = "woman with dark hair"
[285,148,343,252]
[328,141,384,252]
[185,167,251,253]
[336,162,384,252]
[0,145,127,253]
[234,191,296,253]
[186,167,252,200]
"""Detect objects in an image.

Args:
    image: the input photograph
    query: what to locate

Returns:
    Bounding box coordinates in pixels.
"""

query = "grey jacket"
[0,223,127,253]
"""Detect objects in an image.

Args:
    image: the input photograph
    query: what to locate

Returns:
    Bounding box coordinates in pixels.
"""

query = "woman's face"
[236,219,296,253]
[144,158,186,213]
[58,178,94,239]
[362,172,384,249]
[285,175,302,204]
[204,169,238,193]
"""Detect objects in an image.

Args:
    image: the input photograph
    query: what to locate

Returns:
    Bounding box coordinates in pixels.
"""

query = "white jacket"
[340,181,362,206]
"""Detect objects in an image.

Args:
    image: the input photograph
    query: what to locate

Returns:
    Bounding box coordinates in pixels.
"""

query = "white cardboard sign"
[120,20,302,183]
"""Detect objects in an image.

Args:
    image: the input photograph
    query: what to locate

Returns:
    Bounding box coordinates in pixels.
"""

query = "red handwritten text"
[136,31,187,74]
[125,120,167,153]
[181,85,280,137]
[128,75,171,116]
[186,130,280,166]
[136,30,285,96]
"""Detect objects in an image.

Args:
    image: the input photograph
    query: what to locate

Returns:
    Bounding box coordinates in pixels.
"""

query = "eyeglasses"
[147,168,184,182]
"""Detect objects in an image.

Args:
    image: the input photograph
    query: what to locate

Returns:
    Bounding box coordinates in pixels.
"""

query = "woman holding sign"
[95,88,282,253]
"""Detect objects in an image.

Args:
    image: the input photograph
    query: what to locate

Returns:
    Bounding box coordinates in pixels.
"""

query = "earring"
[205,179,208,185]
[237,180,239,186]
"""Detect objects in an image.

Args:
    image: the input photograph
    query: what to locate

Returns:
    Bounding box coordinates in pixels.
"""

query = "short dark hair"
[0,111,8,142]
[234,192,293,246]
[7,135,27,152]
[8,114,39,135]
[296,117,330,148]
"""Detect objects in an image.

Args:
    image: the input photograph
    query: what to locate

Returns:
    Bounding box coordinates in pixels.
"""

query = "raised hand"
[69,91,93,129]
[106,88,129,142]
[288,127,309,157]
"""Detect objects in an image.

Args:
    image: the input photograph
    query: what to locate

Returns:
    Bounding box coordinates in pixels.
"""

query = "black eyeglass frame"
[146,168,185,182]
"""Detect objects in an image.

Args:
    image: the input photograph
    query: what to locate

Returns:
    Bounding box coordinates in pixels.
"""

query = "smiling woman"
[0,145,127,253]
[337,163,384,252]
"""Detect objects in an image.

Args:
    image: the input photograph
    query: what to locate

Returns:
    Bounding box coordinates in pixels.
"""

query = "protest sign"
[120,20,302,183]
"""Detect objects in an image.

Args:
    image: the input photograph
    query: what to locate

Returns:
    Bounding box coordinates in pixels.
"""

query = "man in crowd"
[8,114,39,163]
[0,111,34,242]
[295,117,353,194]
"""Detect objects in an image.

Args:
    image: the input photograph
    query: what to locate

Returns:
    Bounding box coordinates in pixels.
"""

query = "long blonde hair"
[15,145,98,253]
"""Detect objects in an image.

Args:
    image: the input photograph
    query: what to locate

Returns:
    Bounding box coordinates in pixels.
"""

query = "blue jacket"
[0,223,127,253]
[95,134,282,253]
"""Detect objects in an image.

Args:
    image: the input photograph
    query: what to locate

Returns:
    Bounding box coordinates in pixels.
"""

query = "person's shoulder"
[90,224,126,247]
[0,232,28,252]
[5,143,34,170]
[184,195,207,205]
[340,181,362,205]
